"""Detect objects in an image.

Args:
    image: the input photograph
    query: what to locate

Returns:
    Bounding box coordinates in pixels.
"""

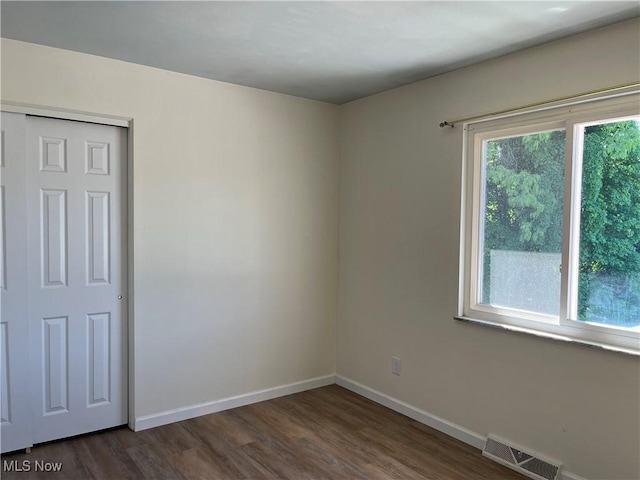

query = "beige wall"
[337,19,640,480]
[1,39,339,418]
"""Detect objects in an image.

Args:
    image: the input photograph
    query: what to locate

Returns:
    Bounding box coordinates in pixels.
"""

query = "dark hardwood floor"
[1,385,524,479]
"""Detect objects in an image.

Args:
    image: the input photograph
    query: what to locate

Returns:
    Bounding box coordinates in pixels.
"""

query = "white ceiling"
[2,1,638,104]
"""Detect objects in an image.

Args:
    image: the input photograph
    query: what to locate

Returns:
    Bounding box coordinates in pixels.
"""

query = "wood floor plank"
[135,422,203,456]
[380,419,517,479]
[178,420,269,479]
[126,443,187,480]
[1,436,96,480]
[294,435,372,479]
[233,441,289,479]
[354,426,463,480]
[0,385,525,479]
[362,456,428,480]
[169,446,237,480]
[72,433,145,480]
[185,410,256,448]
[242,401,311,441]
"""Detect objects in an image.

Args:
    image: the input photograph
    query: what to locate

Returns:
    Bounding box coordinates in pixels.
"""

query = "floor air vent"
[482,435,561,480]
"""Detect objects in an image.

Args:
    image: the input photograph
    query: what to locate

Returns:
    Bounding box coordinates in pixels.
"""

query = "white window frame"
[460,93,640,354]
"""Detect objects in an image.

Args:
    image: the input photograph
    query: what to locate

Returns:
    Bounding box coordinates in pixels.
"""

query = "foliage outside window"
[461,94,640,353]
[578,121,640,327]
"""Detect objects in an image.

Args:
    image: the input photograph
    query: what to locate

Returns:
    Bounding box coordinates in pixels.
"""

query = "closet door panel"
[0,112,33,453]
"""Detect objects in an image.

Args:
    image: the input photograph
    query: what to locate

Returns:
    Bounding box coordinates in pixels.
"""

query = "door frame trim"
[1,101,130,127]
[1,101,136,431]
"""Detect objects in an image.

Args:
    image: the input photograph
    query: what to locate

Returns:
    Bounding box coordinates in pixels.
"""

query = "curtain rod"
[439,81,640,128]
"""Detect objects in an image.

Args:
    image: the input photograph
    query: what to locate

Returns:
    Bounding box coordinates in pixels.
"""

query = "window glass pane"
[480,129,566,315]
[578,118,640,329]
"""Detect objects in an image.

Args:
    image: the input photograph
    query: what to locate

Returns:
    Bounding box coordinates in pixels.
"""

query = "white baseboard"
[133,374,335,431]
[335,375,485,449]
[335,375,587,480]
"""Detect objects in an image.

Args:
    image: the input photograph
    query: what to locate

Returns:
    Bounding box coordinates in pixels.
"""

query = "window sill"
[454,315,640,357]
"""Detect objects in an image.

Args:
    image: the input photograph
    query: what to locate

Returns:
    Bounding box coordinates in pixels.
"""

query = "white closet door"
[0,112,33,453]
[26,116,128,444]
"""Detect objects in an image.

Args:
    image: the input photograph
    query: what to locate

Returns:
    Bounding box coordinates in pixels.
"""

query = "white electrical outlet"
[392,356,401,375]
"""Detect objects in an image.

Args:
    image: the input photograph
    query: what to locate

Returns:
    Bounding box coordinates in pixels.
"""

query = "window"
[460,94,640,353]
